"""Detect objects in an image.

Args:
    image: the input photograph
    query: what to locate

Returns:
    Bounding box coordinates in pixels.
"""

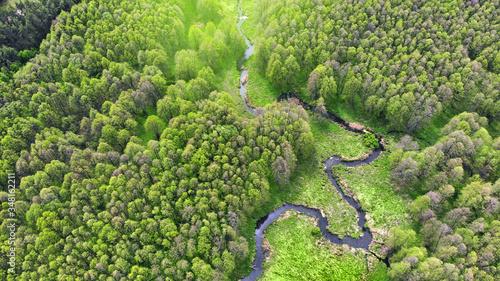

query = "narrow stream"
[237,0,257,115]
[236,2,388,280]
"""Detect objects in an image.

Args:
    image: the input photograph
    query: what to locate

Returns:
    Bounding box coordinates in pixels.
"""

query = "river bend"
[237,1,387,280]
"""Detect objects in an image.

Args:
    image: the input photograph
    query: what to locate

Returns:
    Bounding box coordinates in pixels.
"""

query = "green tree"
[175,49,200,81]
[362,132,379,150]
[188,26,205,50]
[409,195,431,220]
[144,115,165,140]
[197,0,221,22]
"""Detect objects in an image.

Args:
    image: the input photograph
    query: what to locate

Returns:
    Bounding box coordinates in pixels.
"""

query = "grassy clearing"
[244,56,281,108]
[261,211,388,280]
[332,154,410,245]
[292,113,373,237]
[287,114,372,237]
[325,101,389,134]
[288,154,360,238]
[295,93,389,135]
[174,0,238,27]
[310,114,370,160]
[240,112,371,278]
[216,67,254,119]
[135,106,158,143]
[239,0,281,108]
[366,261,391,281]
[239,0,259,39]
[411,107,458,145]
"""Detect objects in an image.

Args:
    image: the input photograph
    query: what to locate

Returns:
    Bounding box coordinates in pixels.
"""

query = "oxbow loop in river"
[241,148,389,281]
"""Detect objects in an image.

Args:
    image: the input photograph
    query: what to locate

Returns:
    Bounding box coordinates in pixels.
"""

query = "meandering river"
[237,1,388,280]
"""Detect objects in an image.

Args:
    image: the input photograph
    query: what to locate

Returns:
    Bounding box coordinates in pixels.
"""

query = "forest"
[242,0,500,279]
[0,0,499,280]
[250,0,500,133]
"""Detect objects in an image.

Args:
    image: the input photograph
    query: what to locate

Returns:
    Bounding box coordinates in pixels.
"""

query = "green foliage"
[388,114,500,280]
[388,228,417,252]
[144,115,165,140]
[311,226,321,239]
[197,0,221,22]
[0,0,78,71]
[17,48,38,63]
[366,261,390,281]
[2,0,500,280]
[175,49,201,81]
[0,0,273,279]
[362,132,379,150]
[409,195,430,218]
[1,88,315,280]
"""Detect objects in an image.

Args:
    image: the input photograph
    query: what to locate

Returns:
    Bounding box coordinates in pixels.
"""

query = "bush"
[18,49,38,63]
[311,226,321,239]
[362,132,379,150]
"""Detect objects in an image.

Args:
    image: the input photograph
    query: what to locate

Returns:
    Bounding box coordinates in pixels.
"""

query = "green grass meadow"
[260,211,388,280]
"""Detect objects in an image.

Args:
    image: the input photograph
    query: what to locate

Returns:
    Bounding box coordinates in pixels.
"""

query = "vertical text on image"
[6,172,16,274]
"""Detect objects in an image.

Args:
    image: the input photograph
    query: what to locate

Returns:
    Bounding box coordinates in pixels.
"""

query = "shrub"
[311,226,321,239]
[362,132,379,150]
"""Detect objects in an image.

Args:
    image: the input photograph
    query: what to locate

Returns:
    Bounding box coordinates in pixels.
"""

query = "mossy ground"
[260,211,388,280]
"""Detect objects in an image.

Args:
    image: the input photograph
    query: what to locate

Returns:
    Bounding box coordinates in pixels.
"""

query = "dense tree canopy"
[388,113,500,280]
[251,0,500,132]
[0,0,80,77]
[0,90,313,280]
[0,0,314,280]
